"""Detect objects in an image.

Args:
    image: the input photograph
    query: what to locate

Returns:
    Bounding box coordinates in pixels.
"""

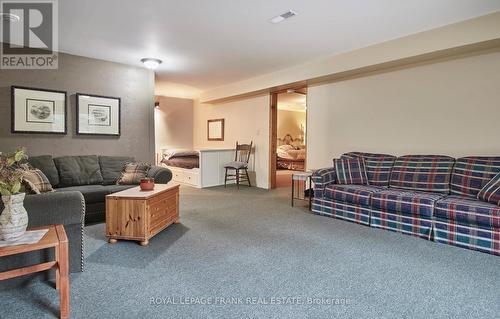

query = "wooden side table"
[0,225,70,319]
[291,171,313,210]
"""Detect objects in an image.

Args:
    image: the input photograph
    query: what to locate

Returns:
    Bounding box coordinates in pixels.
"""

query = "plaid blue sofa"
[312,152,500,256]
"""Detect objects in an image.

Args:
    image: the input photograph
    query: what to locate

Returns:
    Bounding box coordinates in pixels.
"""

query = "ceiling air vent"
[269,10,298,24]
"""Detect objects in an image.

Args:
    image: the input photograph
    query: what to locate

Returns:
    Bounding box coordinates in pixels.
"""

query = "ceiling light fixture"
[0,12,20,22]
[269,10,298,24]
[140,58,162,70]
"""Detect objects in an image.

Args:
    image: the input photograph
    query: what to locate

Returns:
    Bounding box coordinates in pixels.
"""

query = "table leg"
[55,246,60,290]
[58,240,70,319]
[291,176,294,207]
[309,176,312,211]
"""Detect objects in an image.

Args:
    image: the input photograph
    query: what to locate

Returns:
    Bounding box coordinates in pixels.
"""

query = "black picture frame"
[11,85,67,135]
[76,93,121,136]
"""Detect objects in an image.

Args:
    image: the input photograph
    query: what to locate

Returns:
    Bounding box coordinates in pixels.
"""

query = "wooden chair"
[224,141,253,189]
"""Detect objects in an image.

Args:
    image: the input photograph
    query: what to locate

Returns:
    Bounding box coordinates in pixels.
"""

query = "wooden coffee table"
[106,183,180,246]
[0,225,70,319]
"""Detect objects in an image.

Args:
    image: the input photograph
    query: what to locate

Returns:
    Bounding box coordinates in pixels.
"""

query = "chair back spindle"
[234,141,252,164]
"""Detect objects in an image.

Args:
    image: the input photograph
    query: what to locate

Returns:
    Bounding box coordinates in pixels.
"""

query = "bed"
[161,150,199,169]
[277,143,305,171]
[160,149,236,188]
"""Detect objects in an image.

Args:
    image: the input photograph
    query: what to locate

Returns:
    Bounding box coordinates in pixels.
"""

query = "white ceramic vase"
[0,193,28,241]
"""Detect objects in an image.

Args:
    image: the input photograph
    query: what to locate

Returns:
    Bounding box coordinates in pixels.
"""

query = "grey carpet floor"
[1,185,499,319]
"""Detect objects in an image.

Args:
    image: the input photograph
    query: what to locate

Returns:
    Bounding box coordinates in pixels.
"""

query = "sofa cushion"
[56,184,135,204]
[334,158,368,185]
[435,195,500,229]
[54,155,103,187]
[451,157,500,198]
[477,172,500,206]
[56,185,109,204]
[104,185,137,194]
[389,155,455,193]
[27,155,59,187]
[342,152,396,187]
[324,184,383,207]
[99,156,134,185]
[372,189,445,218]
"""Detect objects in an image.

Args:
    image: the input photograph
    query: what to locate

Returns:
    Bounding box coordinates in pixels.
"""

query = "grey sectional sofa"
[29,155,172,224]
[0,155,171,288]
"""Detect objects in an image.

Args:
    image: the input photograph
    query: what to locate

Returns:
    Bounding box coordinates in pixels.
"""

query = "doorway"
[269,87,307,189]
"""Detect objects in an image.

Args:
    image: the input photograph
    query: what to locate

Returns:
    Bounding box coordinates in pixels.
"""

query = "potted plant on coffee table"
[0,148,28,241]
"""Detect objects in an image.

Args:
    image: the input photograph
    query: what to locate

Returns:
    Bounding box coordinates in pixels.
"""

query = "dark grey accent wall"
[0,53,155,163]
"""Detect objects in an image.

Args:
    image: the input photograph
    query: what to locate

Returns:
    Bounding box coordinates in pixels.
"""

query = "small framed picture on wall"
[207,118,224,141]
[11,86,67,134]
[76,93,121,136]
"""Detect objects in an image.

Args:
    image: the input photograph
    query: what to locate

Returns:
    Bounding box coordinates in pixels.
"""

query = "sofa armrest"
[312,167,336,198]
[147,165,173,184]
[312,167,336,187]
[24,191,85,227]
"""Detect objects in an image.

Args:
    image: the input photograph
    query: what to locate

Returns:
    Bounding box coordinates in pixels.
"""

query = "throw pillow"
[334,158,368,185]
[27,155,60,187]
[99,156,135,185]
[22,168,54,194]
[117,162,151,185]
[477,172,500,206]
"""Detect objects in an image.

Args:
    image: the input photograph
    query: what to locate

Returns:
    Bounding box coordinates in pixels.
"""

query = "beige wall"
[154,96,194,153]
[193,95,270,188]
[307,50,500,169]
[277,110,306,141]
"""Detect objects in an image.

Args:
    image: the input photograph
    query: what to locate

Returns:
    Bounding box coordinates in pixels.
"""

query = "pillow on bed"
[278,144,295,152]
[277,148,294,160]
[163,149,199,160]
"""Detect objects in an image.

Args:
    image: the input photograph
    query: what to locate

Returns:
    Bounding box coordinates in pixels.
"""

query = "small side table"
[0,225,70,319]
[291,171,313,210]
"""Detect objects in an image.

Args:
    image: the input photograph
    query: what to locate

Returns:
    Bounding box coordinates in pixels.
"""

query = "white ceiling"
[278,92,306,112]
[59,0,500,92]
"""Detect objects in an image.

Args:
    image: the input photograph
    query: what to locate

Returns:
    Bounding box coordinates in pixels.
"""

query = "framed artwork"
[11,86,67,134]
[76,93,121,136]
[207,118,224,141]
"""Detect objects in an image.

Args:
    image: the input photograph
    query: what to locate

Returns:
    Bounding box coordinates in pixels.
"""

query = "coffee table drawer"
[149,196,178,228]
